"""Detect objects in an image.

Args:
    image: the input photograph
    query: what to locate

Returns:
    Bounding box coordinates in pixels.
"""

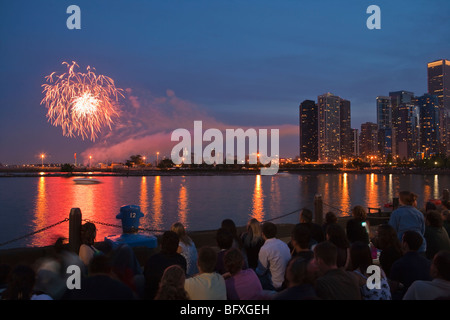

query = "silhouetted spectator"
[374,224,402,278]
[215,227,234,275]
[184,246,226,300]
[312,241,361,300]
[255,222,291,291]
[424,210,450,260]
[221,219,243,249]
[325,223,350,268]
[290,224,314,261]
[403,250,450,300]
[143,231,187,299]
[322,211,338,234]
[63,254,136,300]
[273,257,318,300]
[298,208,325,245]
[171,222,198,277]
[389,191,426,253]
[240,218,264,270]
[2,265,36,300]
[154,265,189,300]
[390,230,432,299]
[223,248,263,300]
[349,241,391,300]
[346,205,370,244]
[79,222,100,267]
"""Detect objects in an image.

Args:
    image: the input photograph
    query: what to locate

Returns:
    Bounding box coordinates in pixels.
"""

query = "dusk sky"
[1,0,449,165]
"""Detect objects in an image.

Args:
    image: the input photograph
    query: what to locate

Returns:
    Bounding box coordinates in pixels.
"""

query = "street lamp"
[89,155,92,168]
[156,152,159,166]
[41,154,45,168]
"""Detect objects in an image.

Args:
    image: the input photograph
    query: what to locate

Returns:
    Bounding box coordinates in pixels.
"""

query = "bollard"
[314,194,324,226]
[69,208,82,254]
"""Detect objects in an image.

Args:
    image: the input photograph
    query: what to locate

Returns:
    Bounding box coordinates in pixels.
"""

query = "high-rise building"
[376,96,394,158]
[351,128,359,157]
[318,93,341,162]
[417,94,441,157]
[340,99,352,159]
[299,100,318,162]
[360,122,378,158]
[427,59,450,154]
[390,91,419,159]
[428,59,450,111]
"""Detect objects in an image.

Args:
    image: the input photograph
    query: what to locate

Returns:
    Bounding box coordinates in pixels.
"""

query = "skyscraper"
[318,93,341,162]
[360,122,378,159]
[376,96,394,158]
[417,94,441,157]
[427,59,450,154]
[351,128,359,157]
[390,91,419,159]
[299,100,318,162]
[339,99,352,159]
[428,59,450,110]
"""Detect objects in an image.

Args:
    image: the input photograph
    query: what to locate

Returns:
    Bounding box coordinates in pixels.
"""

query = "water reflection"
[151,176,163,231]
[251,175,264,221]
[178,178,188,226]
[365,173,379,209]
[34,176,48,232]
[434,175,439,199]
[17,172,450,249]
[340,173,350,214]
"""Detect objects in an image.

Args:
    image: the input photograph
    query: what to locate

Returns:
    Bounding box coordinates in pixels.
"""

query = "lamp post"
[89,155,92,168]
[41,154,45,168]
[156,152,159,166]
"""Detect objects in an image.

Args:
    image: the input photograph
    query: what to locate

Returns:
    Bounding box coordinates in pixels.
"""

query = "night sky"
[1,0,449,165]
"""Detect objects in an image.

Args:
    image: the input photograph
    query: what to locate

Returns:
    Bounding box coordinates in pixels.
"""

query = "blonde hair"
[171,222,192,246]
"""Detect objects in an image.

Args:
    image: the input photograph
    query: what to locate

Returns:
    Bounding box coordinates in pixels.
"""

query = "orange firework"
[41,61,123,141]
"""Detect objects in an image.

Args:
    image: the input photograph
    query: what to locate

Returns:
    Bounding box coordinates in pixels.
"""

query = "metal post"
[69,208,82,254]
[314,194,323,226]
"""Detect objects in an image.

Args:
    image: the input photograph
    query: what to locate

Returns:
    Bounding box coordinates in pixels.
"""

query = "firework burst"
[41,61,124,141]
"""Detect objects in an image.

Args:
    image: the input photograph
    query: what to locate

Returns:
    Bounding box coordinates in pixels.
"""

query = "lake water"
[0,172,448,249]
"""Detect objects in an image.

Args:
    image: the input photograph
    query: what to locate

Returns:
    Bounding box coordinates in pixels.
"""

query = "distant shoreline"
[1,167,450,177]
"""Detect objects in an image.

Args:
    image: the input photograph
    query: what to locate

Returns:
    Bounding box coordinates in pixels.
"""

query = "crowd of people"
[1,190,450,300]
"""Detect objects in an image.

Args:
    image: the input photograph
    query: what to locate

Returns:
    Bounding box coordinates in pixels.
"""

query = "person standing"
[389,191,426,254]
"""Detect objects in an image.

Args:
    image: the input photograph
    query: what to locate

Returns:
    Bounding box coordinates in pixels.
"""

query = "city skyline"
[1,1,450,165]
[299,59,449,163]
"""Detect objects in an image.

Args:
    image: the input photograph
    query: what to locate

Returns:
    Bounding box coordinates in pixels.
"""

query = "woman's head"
[246,218,262,238]
[224,248,245,275]
[376,224,401,251]
[81,222,97,245]
[350,241,372,272]
[399,191,418,206]
[352,205,367,221]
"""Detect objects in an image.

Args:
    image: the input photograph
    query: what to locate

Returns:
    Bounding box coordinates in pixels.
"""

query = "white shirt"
[403,278,450,300]
[256,238,291,289]
[184,272,226,300]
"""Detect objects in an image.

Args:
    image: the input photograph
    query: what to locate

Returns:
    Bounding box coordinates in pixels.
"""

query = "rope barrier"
[0,218,70,247]
[262,208,302,223]
[0,206,309,247]
[82,218,168,233]
[322,201,352,215]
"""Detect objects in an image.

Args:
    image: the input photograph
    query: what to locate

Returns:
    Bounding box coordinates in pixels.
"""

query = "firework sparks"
[41,61,124,141]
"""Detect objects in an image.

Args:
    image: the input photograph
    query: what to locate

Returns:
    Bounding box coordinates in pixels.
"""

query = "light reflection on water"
[0,172,448,249]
